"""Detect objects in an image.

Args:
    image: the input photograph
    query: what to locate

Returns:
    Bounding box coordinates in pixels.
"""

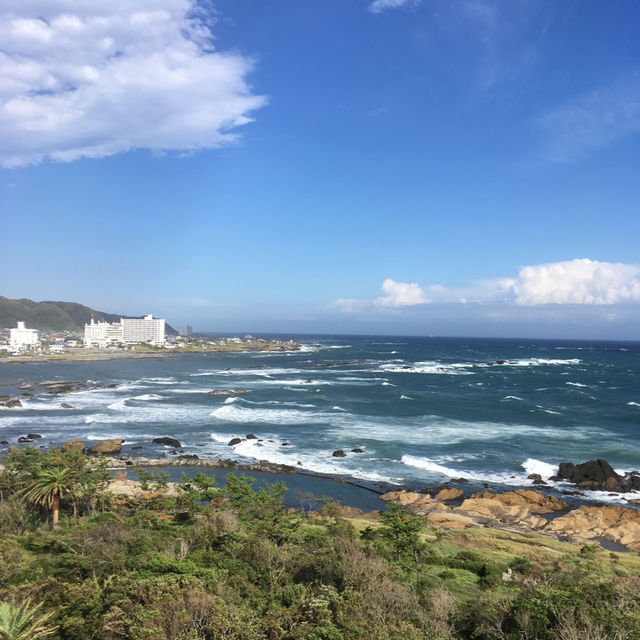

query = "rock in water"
[557,459,623,491]
[153,437,182,448]
[228,438,243,446]
[61,439,85,452]
[332,450,347,457]
[89,439,123,454]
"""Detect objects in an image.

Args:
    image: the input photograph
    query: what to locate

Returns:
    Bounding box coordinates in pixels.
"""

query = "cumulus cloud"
[333,259,640,312]
[368,0,419,15]
[510,259,640,305]
[0,0,267,167]
[539,74,640,163]
[376,278,429,306]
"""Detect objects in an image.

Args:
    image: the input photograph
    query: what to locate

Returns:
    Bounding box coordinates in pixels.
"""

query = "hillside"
[0,296,177,334]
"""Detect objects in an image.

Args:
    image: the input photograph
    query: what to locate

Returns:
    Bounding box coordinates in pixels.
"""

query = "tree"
[23,466,74,528]
[0,599,56,640]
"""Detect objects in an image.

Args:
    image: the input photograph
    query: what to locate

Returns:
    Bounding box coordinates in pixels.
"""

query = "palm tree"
[0,599,56,640]
[23,466,74,528]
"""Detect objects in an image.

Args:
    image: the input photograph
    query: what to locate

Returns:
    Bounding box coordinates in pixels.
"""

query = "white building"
[121,315,165,345]
[10,322,40,351]
[84,319,123,348]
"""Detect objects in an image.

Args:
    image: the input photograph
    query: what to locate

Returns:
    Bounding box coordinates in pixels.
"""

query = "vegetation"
[2,447,640,639]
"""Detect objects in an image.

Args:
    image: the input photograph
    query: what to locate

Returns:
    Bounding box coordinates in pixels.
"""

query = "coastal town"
[0,316,301,359]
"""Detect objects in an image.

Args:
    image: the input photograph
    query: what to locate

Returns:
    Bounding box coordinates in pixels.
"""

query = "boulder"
[88,438,123,454]
[228,438,243,446]
[557,459,623,491]
[153,437,182,448]
[17,437,33,443]
[246,433,258,439]
[4,399,22,408]
[61,439,85,453]
[0,440,8,445]
[332,449,347,457]
[434,487,464,501]
[351,447,364,453]
[61,403,73,409]
[27,433,42,439]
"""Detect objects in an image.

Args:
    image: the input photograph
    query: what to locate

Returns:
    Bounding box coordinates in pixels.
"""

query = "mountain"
[0,297,177,334]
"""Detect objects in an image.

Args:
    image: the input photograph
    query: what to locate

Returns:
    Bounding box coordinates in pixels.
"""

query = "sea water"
[1,336,639,504]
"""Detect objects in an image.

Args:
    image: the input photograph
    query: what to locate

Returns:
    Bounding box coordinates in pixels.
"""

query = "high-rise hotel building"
[121,315,165,345]
[84,315,165,347]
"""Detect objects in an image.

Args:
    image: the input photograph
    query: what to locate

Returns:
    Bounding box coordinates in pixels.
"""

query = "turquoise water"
[2,336,639,503]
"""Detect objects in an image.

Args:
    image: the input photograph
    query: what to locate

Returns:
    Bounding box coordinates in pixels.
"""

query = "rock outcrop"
[380,487,640,551]
[545,505,640,551]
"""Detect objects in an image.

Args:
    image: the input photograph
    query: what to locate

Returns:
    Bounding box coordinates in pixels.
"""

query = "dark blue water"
[2,336,639,503]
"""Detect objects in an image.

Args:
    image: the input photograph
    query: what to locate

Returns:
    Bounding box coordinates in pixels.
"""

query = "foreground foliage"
[1,448,640,639]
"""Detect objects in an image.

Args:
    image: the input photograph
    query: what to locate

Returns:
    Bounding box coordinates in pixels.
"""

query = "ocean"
[1,335,639,505]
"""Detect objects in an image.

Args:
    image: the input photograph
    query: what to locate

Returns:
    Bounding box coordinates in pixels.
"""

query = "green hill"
[0,296,177,334]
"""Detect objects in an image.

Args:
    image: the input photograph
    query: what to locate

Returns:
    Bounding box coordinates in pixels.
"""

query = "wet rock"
[496,360,507,365]
[21,392,34,397]
[132,446,143,450]
[61,439,85,452]
[153,437,182,448]
[209,389,235,395]
[332,449,347,457]
[351,447,364,453]
[60,403,73,409]
[527,473,542,481]
[3,399,23,408]
[19,383,33,390]
[246,433,258,439]
[450,477,469,483]
[557,459,625,492]
[0,440,8,445]
[27,433,42,439]
[178,454,199,460]
[17,437,33,443]
[89,438,123,454]
[303,379,313,384]
[228,438,243,446]
[281,442,290,446]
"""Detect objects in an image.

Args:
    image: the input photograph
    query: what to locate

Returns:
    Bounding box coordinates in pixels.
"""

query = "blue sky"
[1,0,639,339]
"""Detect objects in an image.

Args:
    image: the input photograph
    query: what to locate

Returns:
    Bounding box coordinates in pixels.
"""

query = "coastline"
[103,456,640,553]
[0,341,303,364]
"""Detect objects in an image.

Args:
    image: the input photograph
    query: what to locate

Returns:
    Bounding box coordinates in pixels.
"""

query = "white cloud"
[368,0,419,15]
[0,1,267,167]
[510,259,640,305]
[376,278,429,306]
[539,74,640,163]
[333,259,640,312]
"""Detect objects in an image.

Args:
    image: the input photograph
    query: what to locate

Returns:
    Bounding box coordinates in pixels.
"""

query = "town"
[0,316,301,357]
